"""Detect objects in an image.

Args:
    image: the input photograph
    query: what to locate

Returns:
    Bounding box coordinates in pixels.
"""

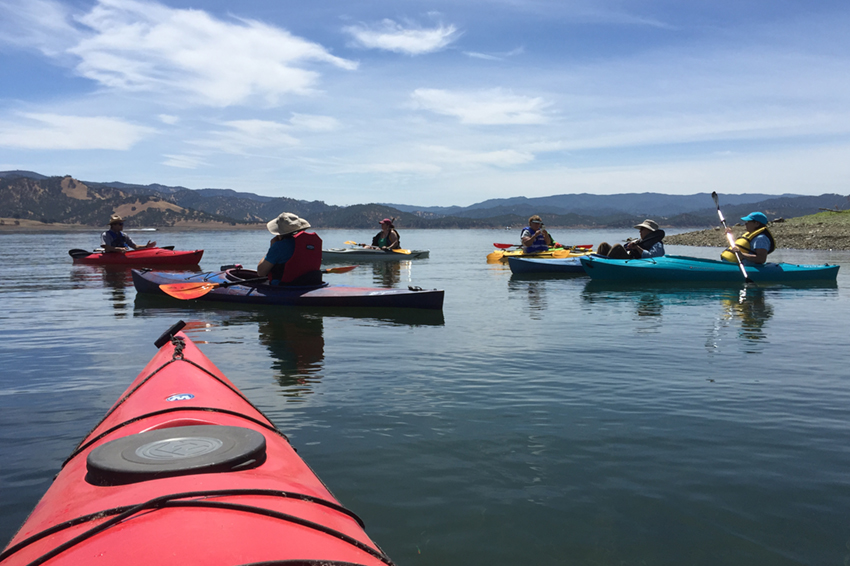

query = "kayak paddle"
[712,191,754,284]
[343,241,411,254]
[160,265,359,300]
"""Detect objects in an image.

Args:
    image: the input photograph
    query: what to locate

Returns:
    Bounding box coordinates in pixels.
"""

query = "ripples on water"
[1,229,849,565]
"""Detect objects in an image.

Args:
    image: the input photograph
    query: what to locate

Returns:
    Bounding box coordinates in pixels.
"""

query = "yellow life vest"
[721,226,775,263]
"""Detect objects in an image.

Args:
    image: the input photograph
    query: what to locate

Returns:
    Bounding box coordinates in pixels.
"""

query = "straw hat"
[267,212,310,236]
[108,214,124,225]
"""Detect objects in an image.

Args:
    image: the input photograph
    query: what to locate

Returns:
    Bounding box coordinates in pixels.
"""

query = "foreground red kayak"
[69,247,204,266]
[0,322,394,566]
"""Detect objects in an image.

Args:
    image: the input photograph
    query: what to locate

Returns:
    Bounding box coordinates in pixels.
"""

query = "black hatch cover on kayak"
[86,425,266,485]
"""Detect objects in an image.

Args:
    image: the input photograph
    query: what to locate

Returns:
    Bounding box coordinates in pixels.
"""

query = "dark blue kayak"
[507,256,585,274]
[579,254,839,284]
[132,268,444,310]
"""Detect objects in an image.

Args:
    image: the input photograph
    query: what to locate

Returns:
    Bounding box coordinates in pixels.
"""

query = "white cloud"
[0,0,79,56]
[344,19,459,55]
[7,0,357,107]
[158,114,179,125]
[189,119,300,154]
[352,162,442,174]
[289,113,340,132]
[423,145,535,166]
[411,88,552,125]
[0,113,153,149]
[162,153,206,169]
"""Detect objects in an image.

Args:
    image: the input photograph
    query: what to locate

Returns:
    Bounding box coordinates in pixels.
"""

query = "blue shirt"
[265,238,296,265]
[641,242,665,258]
[101,229,136,248]
[750,233,771,252]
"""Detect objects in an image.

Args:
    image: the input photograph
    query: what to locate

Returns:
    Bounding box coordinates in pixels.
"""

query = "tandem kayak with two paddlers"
[132,267,445,310]
[0,322,394,566]
[579,254,839,284]
[69,247,204,266]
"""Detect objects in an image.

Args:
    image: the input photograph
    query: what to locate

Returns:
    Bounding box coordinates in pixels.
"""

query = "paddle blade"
[493,243,517,249]
[486,251,505,262]
[159,282,220,300]
[325,265,358,274]
[68,249,93,258]
[344,240,358,245]
[392,248,412,254]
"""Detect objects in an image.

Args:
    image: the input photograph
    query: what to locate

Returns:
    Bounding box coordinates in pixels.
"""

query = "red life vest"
[269,231,323,285]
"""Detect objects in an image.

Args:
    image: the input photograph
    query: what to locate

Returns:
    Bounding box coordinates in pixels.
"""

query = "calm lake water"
[1,228,849,565]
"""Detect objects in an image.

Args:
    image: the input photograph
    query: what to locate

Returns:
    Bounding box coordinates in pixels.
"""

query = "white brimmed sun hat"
[267,212,310,236]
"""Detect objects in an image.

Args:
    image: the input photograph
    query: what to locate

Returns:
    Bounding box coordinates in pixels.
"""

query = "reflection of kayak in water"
[132,267,444,310]
[0,323,394,566]
[69,247,203,266]
[580,255,839,284]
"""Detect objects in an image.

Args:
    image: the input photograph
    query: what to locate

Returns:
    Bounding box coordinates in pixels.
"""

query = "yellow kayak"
[486,246,593,263]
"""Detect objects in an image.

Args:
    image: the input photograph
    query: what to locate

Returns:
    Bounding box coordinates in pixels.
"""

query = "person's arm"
[731,245,768,264]
[521,229,539,247]
[731,234,768,264]
[258,235,282,276]
[257,258,274,277]
[384,230,400,250]
[128,240,156,250]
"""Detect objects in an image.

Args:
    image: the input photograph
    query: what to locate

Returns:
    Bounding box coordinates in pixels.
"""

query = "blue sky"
[1,0,849,206]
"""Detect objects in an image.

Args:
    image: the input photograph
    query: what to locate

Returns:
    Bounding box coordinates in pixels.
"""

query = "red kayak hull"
[1,328,392,566]
[72,248,204,266]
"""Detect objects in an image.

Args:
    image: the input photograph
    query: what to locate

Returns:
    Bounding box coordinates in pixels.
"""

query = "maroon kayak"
[69,247,204,266]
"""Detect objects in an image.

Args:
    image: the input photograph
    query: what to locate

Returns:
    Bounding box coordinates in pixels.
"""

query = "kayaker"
[597,219,665,259]
[723,211,775,265]
[521,215,569,252]
[101,214,156,252]
[257,212,323,285]
[371,218,401,250]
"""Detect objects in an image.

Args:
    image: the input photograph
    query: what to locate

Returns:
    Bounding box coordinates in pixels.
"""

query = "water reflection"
[70,265,134,316]
[72,265,201,317]
[507,279,547,319]
[708,288,774,354]
[581,281,778,349]
[133,300,444,398]
[257,313,324,399]
[372,261,404,287]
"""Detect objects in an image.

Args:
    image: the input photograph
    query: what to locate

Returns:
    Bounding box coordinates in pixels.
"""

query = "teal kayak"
[579,254,839,284]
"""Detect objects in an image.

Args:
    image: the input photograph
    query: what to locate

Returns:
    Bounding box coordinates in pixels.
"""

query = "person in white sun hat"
[256,212,323,286]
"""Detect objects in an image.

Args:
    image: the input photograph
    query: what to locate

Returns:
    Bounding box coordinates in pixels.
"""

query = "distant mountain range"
[2,169,848,229]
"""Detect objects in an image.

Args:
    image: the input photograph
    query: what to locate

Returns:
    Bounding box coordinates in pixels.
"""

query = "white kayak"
[323,247,430,261]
